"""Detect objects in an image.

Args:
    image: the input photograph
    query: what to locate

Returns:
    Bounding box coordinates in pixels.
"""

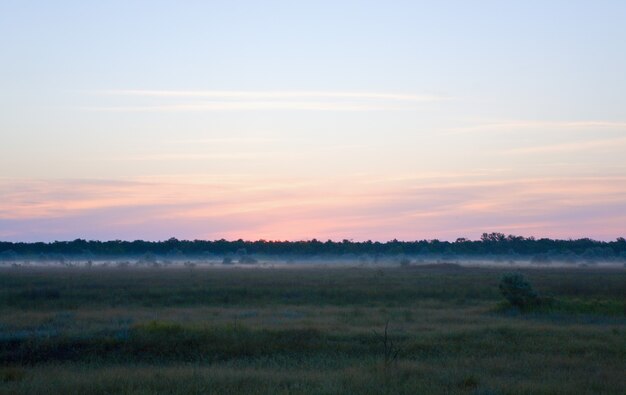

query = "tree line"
[1,233,625,260]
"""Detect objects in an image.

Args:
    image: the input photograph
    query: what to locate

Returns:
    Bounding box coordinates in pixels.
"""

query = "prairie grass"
[0,265,624,394]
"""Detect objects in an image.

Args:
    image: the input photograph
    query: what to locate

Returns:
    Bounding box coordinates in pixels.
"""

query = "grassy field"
[0,264,624,394]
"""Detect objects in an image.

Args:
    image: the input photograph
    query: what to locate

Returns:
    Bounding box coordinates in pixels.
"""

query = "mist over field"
[2,234,626,269]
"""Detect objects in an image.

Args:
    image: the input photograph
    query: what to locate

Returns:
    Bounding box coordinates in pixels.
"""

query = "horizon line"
[2,235,624,244]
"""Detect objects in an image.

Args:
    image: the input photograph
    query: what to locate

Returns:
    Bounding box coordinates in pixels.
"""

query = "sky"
[1,1,625,242]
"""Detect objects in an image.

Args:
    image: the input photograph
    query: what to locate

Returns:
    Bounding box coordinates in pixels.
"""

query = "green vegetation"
[498,273,540,309]
[0,265,624,394]
[2,233,626,262]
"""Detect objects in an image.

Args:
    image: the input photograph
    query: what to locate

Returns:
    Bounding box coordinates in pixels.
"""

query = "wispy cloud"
[505,136,626,154]
[99,89,449,102]
[166,137,280,145]
[82,101,409,112]
[2,175,625,241]
[444,120,626,135]
[82,89,451,112]
[105,152,277,162]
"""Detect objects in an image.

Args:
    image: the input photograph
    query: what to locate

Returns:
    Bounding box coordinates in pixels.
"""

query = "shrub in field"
[239,256,258,264]
[139,252,158,266]
[499,273,539,309]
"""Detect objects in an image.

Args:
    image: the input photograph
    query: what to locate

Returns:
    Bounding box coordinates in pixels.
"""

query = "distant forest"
[1,233,625,262]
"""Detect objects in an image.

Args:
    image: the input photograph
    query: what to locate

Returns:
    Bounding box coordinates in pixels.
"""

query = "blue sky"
[1,1,625,241]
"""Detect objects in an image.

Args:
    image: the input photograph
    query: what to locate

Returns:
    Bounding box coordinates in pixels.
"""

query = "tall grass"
[0,265,624,394]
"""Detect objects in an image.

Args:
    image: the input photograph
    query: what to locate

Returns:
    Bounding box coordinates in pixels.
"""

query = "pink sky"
[2,175,624,241]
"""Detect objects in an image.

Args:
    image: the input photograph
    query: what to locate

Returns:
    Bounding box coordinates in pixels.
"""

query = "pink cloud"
[0,175,625,241]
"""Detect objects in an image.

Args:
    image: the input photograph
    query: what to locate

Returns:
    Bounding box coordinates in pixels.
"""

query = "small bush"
[239,256,258,264]
[499,273,539,309]
[139,252,158,266]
